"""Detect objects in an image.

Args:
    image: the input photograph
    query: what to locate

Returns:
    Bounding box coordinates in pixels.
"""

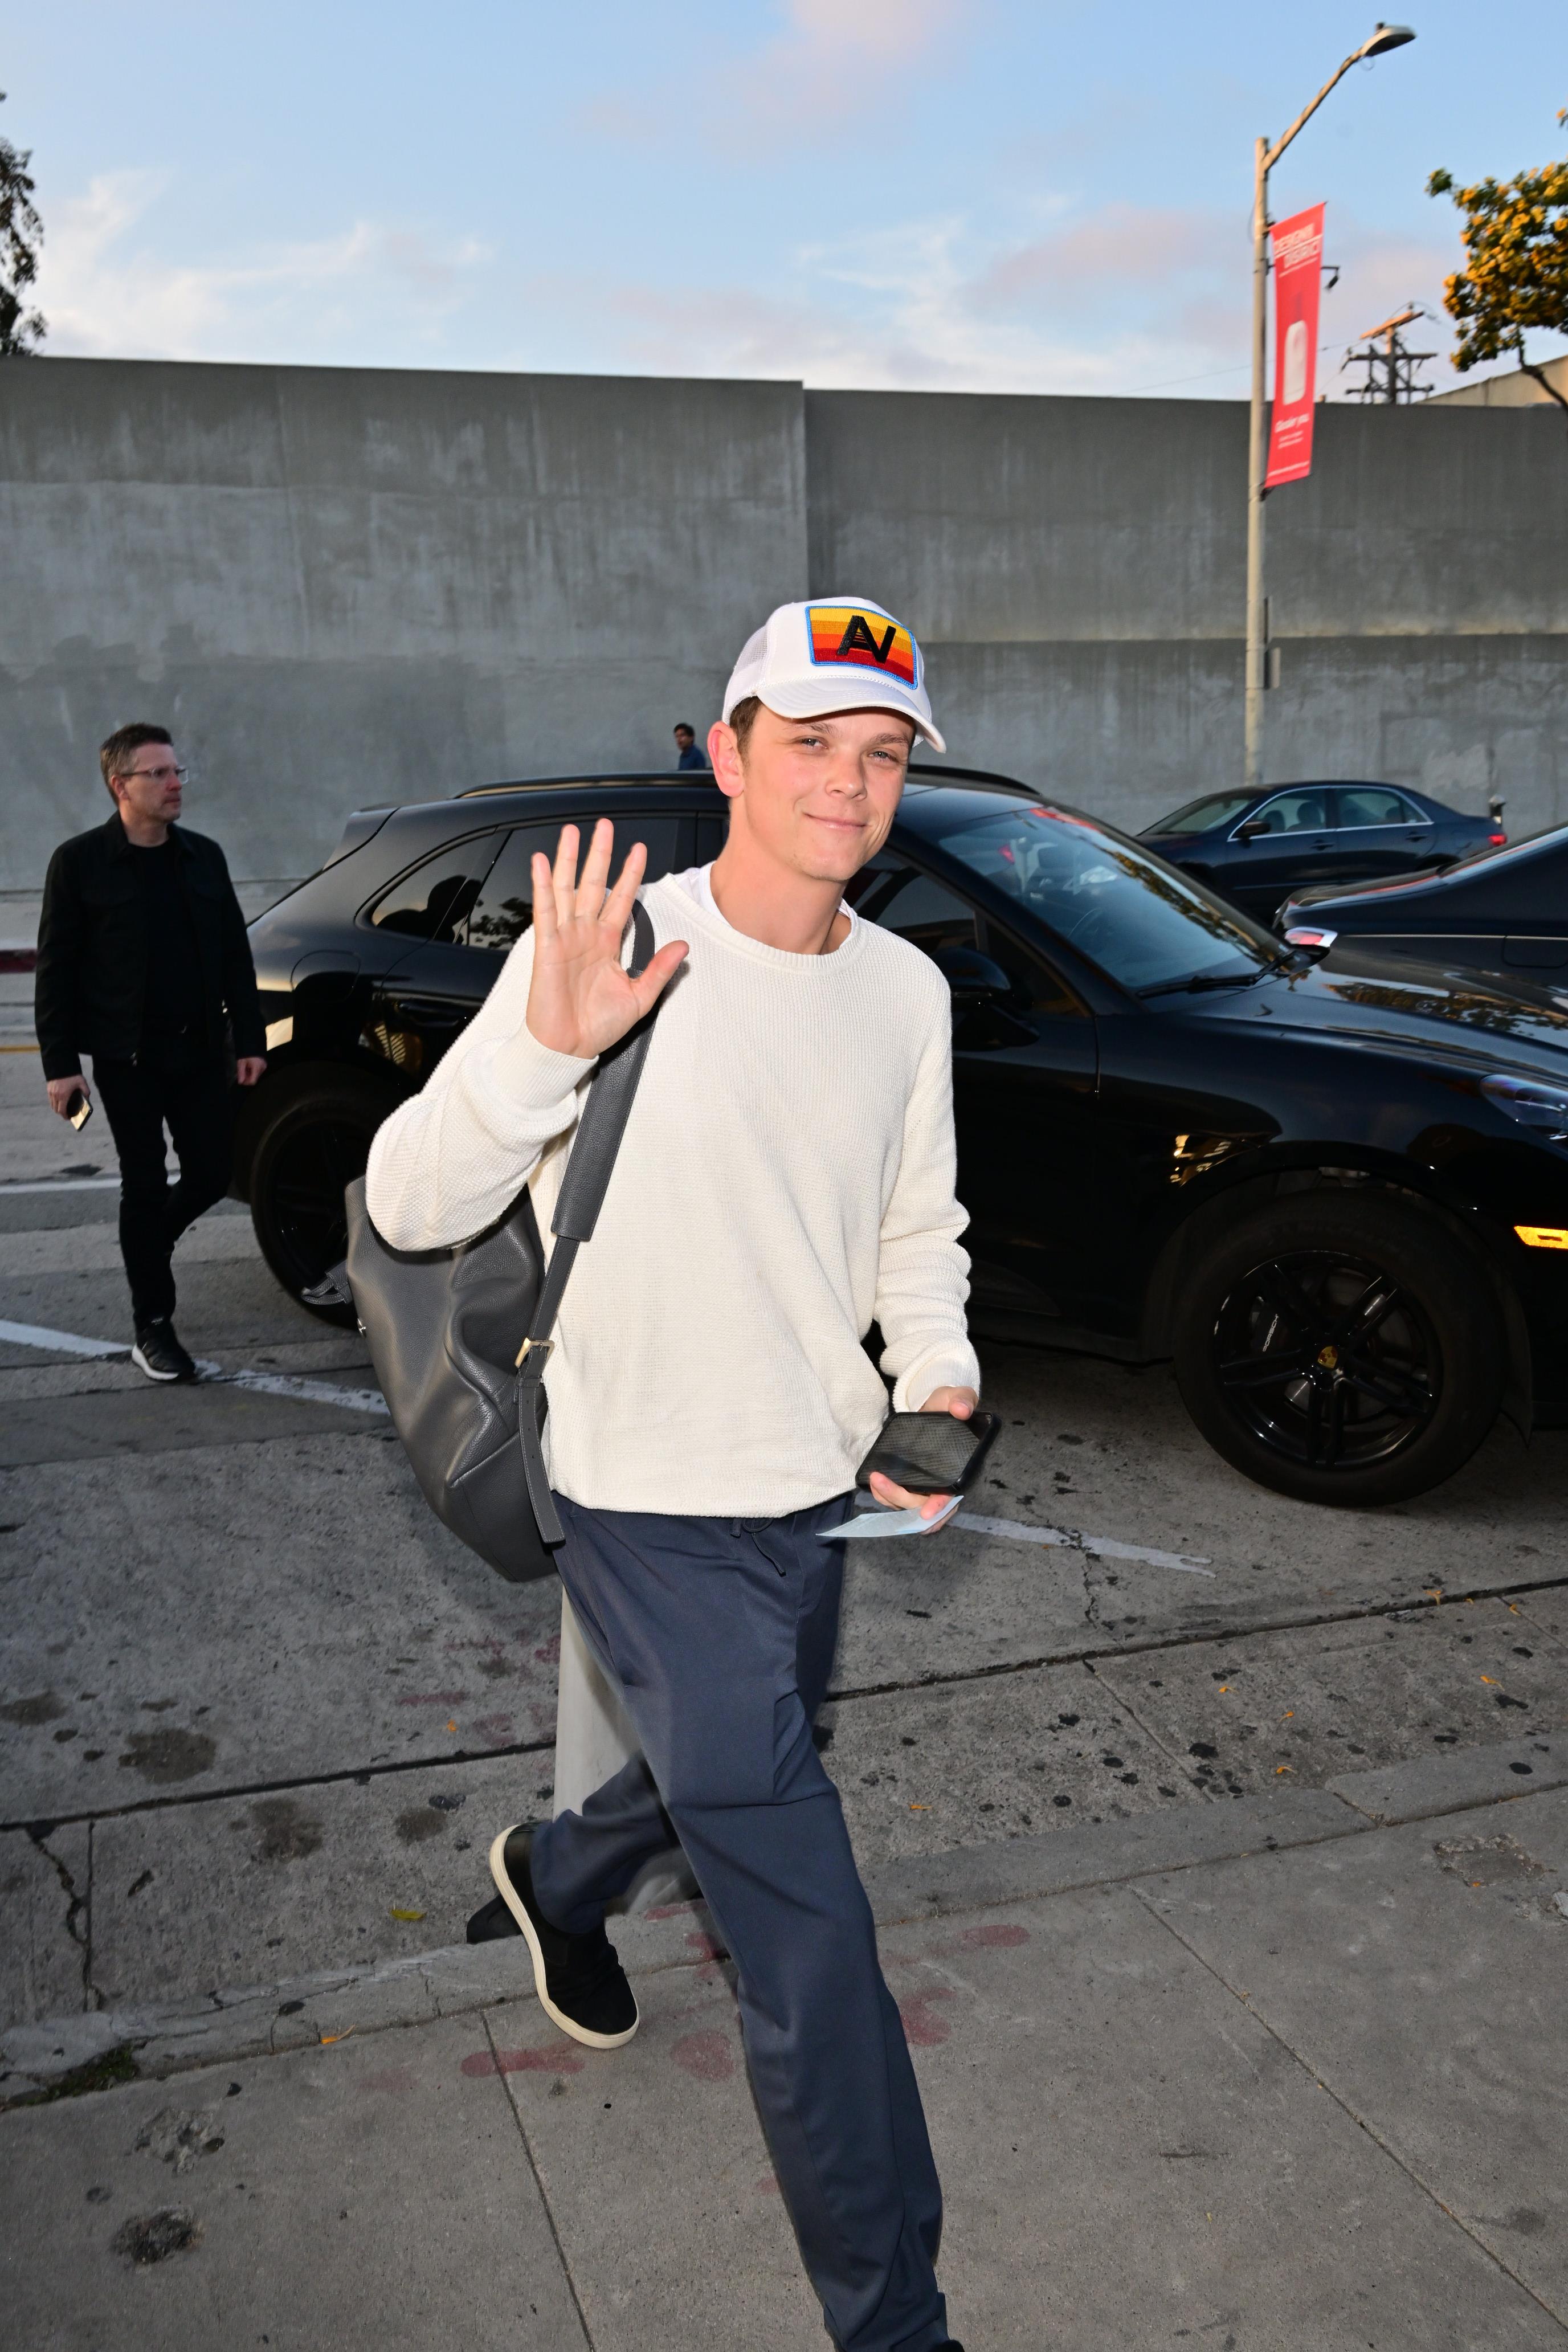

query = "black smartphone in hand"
[66,1089,93,1132]
[855,1410,1001,1496]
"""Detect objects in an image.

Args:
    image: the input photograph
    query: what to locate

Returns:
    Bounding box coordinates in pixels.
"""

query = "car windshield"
[1147,791,1257,836]
[933,805,1283,995]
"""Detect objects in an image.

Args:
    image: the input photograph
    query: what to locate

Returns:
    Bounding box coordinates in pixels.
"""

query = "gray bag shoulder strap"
[513,898,659,1545]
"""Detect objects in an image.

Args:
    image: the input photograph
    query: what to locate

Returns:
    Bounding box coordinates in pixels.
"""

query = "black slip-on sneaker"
[131,1320,197,1383]
[473,1824,639,2050]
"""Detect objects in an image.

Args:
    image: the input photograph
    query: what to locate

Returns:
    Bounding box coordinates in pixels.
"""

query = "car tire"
[1173,1191,1504,1507]
[250,1069,402,1322]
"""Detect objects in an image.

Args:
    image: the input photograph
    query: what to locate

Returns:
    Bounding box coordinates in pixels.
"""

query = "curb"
[2,1732,1562,2107]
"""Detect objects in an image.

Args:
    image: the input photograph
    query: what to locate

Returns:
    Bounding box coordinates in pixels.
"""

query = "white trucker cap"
[721,595,945,753]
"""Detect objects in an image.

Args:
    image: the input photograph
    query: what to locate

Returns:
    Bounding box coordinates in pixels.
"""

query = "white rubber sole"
[489,1825,639,2051]
[130,1343,183,1382]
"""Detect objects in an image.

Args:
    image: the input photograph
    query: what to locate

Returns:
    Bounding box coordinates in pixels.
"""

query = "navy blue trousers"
[530,1493,949,2352]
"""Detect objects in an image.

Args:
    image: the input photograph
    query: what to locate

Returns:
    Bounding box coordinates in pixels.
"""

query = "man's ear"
[708,721,744,801]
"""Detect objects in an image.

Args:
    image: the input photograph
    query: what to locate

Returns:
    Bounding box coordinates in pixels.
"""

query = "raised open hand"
[524,819,688,1060]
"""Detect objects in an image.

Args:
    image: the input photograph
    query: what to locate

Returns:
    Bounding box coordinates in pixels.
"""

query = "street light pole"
[1244,134,1271,796]
[1242,22,1416,795]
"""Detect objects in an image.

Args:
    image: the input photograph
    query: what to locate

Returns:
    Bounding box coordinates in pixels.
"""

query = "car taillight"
[1489,831,1508,846]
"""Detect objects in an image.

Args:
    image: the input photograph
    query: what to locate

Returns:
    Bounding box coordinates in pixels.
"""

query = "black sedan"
[1281,822,1568,983]
[1141,781,1501,923]
[238,768,1568,1510]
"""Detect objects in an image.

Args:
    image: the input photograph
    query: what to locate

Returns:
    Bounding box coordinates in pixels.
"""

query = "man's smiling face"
[716,704,915,884]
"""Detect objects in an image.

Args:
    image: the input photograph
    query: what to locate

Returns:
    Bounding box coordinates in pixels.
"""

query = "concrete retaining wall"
[2,359,1563,892]
[0,361,806,892]
[807,391,1568,836]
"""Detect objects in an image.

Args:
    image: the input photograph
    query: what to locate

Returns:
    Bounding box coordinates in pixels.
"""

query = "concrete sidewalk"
[5,1749,1566,2351]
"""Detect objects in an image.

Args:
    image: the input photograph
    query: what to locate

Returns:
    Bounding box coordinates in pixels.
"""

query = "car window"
[468,814,687,953]
[1246,789,1337,835]
[933,805,1279,995]
[368,832,501,942]
[1334,787,1418,829]
[861,869,980,958]
[1150,791,1257,836]
[856,857,1080,1015]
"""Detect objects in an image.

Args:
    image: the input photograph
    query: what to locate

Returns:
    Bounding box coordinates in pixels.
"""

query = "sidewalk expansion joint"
[483,2010,598,2350]
[1,1732,557,1837]
[822,1569,1568,1704]
[9,1570,1565,1838]
[1128,1881,1568,2336]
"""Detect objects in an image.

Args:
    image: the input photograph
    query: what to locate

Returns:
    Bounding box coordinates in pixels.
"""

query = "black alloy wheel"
[1173,1191,1505,1506]
[1214,1248,1440,1473]
[250,1072,401,1323]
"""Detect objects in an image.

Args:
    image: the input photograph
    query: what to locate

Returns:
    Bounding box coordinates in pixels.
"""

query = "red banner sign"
[1265,202,1325,488]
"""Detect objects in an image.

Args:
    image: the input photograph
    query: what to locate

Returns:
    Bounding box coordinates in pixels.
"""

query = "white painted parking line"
[195,1362,390,1416]
[0,1321,1204,1562]
[0,1316,389,1415]
[0,1317,128,1358]
[954,1510,1215,1576]
[0,1176,124,1193]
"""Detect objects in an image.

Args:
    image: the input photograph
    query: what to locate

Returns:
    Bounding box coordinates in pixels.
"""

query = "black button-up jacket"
[34,813,266,1080]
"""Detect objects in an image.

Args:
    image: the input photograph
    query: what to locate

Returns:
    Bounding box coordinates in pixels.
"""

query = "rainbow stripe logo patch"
[805,605,918,688]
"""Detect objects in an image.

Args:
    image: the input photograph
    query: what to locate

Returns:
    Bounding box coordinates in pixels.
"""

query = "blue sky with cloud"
[6,0,1565,397]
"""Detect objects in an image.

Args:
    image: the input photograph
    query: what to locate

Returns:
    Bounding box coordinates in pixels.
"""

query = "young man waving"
[366,598,976,2352]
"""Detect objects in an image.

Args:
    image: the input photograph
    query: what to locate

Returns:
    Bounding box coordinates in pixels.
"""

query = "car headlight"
[1481,1072,1568,1142]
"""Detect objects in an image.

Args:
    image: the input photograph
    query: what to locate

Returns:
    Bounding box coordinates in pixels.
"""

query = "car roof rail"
[453,762,1034,801]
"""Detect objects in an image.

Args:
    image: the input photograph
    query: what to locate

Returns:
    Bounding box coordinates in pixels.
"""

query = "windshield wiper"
[1138,963,1278,998]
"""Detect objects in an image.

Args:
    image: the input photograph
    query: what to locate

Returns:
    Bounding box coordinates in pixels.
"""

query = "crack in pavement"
[26,1821,92,2008]
[7,1571,1568,1836]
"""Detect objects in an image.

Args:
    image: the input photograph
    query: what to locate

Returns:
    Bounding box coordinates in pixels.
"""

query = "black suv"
[239,767,1568,1509]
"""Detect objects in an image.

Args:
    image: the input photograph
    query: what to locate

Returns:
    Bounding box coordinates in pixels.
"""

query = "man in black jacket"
[34,724,267,1382]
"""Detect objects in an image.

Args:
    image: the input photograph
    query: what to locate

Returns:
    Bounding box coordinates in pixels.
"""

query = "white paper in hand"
[823,1493,962,1542]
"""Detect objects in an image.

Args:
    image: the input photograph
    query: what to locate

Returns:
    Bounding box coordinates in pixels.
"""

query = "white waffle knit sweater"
[364,867,979,1516]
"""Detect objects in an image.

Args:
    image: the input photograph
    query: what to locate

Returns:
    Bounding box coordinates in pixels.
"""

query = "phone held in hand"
[66,1090,93,1132]
[854,1409,1001,1496]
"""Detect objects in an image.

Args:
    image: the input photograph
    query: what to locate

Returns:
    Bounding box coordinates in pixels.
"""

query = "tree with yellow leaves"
[1428,106,1568,417]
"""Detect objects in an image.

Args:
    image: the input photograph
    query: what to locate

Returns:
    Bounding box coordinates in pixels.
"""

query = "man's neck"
[119,809,171,849]
[708,837,850,956]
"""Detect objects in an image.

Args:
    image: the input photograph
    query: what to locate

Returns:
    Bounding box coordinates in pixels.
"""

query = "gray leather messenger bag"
[337,902,660,1584]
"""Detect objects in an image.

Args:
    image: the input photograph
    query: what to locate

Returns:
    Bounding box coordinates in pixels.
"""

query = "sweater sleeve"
[364,926,595,1250]
[875,989,982,1411]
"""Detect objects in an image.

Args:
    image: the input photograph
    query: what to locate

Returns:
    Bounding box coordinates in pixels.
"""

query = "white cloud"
[34,170,492,362]
[583,0,971,147]
[576,192,1479,402]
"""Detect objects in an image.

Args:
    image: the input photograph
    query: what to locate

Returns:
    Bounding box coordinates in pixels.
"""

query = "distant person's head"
[100,723,185,828]
[708,598,942,888]
[673,724,696,754]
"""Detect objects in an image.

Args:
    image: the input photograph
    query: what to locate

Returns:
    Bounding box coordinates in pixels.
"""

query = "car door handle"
[388,996,467,1028]
[1405,830,1430,840]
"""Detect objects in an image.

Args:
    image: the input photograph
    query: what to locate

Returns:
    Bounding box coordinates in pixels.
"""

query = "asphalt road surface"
[3,1019,1566,2037]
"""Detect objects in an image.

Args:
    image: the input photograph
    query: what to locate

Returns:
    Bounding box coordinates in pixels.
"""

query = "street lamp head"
[1359,21,1416,56]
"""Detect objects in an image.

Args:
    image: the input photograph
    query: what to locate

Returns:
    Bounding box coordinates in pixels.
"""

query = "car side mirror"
[933,945,1012,1001]
[1234,817,1267,842]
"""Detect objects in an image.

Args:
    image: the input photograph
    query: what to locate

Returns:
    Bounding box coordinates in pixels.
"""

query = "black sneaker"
[130,1320,197,1383]
[468,1824,639,2049]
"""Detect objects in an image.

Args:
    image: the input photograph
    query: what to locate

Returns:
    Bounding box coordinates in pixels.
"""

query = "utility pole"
[1243,23,1416,795]
[1342,306,1437,402]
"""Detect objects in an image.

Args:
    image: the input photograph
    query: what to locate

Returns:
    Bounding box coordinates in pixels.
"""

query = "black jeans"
[94,1048,235,1329]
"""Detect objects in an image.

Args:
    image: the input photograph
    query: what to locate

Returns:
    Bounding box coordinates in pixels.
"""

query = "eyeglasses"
[124,764,188,784]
